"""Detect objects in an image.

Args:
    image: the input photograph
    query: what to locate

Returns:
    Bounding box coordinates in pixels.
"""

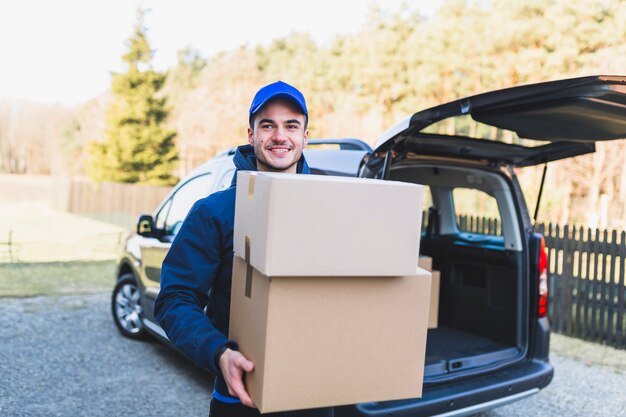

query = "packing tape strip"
[245,236,252,298]
[248,174,255,199]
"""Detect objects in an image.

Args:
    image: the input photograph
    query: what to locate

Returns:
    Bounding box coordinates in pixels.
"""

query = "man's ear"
[303,129,309,148]
[247,127,254,146]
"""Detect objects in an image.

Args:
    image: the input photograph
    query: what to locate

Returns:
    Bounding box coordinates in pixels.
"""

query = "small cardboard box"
[418,255,439,328]
[229,255,432,414]
[428,271,440,329]
[234,171,424,276]
[418,255,433,271]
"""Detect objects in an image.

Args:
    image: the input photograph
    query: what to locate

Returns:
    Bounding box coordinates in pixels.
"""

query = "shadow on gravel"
[139,335,216,391]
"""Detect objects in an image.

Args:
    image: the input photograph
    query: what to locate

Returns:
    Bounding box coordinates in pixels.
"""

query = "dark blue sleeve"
[154,200,230,376]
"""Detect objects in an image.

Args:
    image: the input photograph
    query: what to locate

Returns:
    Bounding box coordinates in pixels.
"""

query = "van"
[112,75,626,416]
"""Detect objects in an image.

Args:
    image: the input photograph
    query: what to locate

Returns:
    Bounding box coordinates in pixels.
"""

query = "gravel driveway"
[1,293,625,417]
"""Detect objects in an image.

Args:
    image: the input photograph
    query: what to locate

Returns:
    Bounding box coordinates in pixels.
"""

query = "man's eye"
[287,124,299,129]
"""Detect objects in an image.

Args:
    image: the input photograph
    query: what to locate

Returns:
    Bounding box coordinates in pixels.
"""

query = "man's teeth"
[272,149,289,153]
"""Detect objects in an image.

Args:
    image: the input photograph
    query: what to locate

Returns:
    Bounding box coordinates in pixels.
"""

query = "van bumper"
[335,359,553,417]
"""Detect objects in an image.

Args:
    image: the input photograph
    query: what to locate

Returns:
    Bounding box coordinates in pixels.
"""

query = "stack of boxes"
[229,172,433,413]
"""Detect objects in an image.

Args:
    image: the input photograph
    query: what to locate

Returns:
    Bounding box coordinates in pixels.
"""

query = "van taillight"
[538,236,549,318]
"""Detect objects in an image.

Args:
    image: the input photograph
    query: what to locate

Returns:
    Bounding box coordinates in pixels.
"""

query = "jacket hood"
[233,144,258,172]
[230,144,311,186]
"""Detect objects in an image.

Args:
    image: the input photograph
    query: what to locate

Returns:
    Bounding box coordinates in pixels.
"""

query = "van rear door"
[372,75,626,168]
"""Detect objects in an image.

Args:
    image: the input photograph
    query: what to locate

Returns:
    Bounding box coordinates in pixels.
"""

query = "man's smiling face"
[248,99,309,173]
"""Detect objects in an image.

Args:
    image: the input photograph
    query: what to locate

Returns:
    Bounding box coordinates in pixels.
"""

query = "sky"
[0,0,440,106]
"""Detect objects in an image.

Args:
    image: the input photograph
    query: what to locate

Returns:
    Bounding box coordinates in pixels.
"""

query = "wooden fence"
[536,223,625,350]
[455,214,625,350]
[458,215,502,236]
[53,177,173,229]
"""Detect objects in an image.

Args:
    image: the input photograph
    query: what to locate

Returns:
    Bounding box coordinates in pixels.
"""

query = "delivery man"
[155,81,334,417]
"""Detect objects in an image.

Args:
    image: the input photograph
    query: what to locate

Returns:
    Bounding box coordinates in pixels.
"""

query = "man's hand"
[219,348,255,408]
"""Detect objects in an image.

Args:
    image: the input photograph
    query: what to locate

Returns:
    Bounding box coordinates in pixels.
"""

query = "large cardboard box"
[229,254,432,414]
[234,171,424,276]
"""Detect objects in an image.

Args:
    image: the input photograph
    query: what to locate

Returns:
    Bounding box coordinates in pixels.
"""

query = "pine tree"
[89,8,178,185]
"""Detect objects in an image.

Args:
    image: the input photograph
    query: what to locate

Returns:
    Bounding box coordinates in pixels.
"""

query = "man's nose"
[272,126,288,141]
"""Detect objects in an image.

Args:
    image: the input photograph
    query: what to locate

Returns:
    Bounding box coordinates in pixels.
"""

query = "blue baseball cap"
[249,81,308,122]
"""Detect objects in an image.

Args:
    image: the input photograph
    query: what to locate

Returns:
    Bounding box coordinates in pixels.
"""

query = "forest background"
[1,0,626,230]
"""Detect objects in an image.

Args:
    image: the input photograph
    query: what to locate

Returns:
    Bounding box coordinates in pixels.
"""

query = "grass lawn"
[1,201,128,263]
[0,260,116,297]
[551,332,626,373]
[0,198,128,297]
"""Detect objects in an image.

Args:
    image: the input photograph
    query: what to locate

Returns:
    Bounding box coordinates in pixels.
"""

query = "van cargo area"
[422,239,523,379]
[392,163,527,381]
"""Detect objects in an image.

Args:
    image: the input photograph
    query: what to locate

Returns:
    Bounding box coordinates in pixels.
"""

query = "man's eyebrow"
[257,118,302,126]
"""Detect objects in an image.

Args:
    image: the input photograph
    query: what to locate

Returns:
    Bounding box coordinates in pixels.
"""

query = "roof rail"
[220,138,372,155]
[307,138,372,152]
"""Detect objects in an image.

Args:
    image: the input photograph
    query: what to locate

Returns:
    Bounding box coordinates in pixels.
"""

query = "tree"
[88,8,178,185]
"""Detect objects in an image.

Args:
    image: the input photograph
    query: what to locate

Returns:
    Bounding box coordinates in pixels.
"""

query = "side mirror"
[137,214,155,237]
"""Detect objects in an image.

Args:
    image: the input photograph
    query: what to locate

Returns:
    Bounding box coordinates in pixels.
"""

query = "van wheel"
[112,274,148,340]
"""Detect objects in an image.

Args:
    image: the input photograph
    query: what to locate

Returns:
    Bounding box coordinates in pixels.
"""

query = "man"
[155,81,333,417]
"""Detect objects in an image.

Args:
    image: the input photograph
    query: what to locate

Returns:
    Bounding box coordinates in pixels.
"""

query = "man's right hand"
[218,348,255,408]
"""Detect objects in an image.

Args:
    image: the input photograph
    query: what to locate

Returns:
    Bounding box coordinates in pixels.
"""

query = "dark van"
[112,75,626,416]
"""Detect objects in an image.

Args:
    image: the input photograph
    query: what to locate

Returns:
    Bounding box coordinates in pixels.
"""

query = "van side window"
[155,173,215,238]
[452,187,502,236]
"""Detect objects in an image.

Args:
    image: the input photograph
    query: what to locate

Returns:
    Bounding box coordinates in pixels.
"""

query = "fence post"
[573,226,584,338]
[598,229,609,343]
[562,224,573,334]
[581,227,593,339]
[605,230,618,346]
[593,228,603,342]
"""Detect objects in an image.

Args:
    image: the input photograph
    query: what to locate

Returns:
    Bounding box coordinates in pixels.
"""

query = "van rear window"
[452,187,502,236]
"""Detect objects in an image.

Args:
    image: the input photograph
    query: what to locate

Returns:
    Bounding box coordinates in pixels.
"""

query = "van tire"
[112,274,149,340]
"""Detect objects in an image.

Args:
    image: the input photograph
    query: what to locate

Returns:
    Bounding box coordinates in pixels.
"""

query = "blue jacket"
[155,144,310,402]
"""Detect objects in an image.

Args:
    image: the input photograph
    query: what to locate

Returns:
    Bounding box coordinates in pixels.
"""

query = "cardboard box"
[428,270,440,329]
[229,255,432,413]
[417,255,439,328]
[234,171,424,276]
[418,255,433,271]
